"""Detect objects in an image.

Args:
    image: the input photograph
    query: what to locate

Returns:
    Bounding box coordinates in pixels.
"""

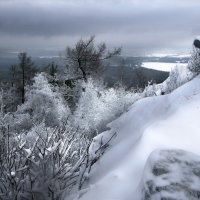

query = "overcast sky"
[0,0,200,56]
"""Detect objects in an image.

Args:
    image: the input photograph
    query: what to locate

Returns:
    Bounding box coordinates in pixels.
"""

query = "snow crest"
[77,75,200,200]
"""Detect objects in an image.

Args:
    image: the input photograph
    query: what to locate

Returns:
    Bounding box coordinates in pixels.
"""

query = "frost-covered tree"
[188,39,200,75]
[73,78,139,138]
[17,73,70,128]
[164,65,192,93]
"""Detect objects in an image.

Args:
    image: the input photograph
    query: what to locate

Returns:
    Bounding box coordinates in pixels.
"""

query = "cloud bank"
[0,0,199,55]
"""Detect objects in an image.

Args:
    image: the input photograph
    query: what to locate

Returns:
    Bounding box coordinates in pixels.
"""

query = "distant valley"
[0,53,190,88]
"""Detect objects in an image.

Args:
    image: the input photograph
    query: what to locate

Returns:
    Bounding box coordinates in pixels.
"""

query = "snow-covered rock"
[141,149,200,200]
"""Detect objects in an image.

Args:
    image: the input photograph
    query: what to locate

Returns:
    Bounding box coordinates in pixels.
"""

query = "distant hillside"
[0,55,174,87]
[103,66,169,88]
[0,57,64,82]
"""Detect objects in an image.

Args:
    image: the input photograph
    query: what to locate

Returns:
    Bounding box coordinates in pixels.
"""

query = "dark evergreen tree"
[17,52,37,104]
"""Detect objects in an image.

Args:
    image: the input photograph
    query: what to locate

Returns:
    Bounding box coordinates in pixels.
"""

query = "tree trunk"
[78,60,87,81]
[22,58,25,104]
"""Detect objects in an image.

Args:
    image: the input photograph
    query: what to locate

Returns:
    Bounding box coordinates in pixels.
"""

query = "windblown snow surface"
[75,75,200,200]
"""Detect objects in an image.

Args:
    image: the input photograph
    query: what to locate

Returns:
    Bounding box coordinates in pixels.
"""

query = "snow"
[142,62,187,72]
[146,53,191,58]
[76,75,200,200]
[39,56,60,59]
[10,171,16,177]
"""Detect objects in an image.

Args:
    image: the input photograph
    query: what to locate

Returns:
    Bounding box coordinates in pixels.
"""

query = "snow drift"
[74,75,200,200]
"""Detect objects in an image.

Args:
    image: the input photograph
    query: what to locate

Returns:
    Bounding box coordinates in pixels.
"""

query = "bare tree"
[65,36,121,81]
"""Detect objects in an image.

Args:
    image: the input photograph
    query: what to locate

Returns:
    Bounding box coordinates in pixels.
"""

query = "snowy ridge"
[76,75,200,200]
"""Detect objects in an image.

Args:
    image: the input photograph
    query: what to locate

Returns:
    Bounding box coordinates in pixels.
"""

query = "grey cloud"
[0,2,199,36]
[0,0,200,53]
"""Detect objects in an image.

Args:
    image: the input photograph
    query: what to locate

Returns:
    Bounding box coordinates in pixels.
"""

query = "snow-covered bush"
[17,73,70,128]
[0,123,90,200]
[164,65,192,94]
[73,78,140,138]
[143,81,160,97]
[0,120,117,200]
[7,112,32,133]
[188,46,200,75]
[142,63,193,97]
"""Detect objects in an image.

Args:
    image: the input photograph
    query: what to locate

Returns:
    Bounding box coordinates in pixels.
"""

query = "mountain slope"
[75,75,200,200]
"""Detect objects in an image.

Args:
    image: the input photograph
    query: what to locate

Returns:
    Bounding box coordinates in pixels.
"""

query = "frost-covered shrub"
[143,81,160,97]
[0,90,33,133]
[188,47,200,75]
[8,113,32,132]
[142,63,193,97]
[164,65,192,94]
[17,73,70,127]
[0,123,90,200]
[73,78,139,137]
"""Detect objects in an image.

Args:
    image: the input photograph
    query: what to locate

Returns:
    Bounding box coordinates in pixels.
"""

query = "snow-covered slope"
[76,75,200,200]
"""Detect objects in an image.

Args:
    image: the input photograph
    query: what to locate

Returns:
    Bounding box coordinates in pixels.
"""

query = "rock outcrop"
[141,149,200,200]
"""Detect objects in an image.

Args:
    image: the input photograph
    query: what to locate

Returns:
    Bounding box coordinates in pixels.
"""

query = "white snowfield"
[77,75,200,200]
[142,62,187,72]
